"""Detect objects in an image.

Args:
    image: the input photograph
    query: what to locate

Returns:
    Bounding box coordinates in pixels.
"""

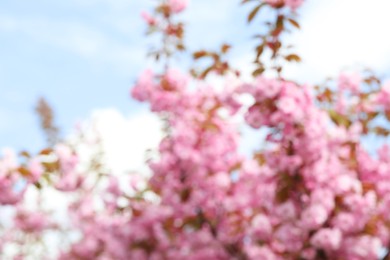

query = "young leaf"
[248,3,265,23]
[285,54,301,62]
[221,44,231,54]
[252,66,265,77]
[255,44,264,60]
[193,50,207,59]
[288,18,300,29]
[241,0,257,4]
[328,110,351,128]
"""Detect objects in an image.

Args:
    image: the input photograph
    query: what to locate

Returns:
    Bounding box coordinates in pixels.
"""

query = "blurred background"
[1,0,390,158]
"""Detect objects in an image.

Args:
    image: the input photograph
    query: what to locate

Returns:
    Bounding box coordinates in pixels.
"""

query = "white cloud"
[284,0,390,82]
[76,108,163,175]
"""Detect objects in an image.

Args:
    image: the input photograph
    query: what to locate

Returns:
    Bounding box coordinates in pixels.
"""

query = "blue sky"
[0,0,253,152]
[0,1,150,151]
[1,0,390,152]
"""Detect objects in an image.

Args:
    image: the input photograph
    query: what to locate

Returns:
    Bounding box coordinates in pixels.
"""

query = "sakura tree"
[1,0,390,259]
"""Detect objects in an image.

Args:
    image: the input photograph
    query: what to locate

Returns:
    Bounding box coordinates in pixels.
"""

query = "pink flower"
[141,11,157,26]
[245,105,264,128]
[163,68,189,92]
[274,224,304,252]
[266,0,304,11]
[333,174,362,194]
[14,208,49,233]
[68,235,101,259]
[255,77,281,98]
[278,96,296,113]
[245,245,277,260]
[265,0,283,7]
[338,72,361,93]
[274,201,297,221]
[310,228,342,251]
[310,189,335,213]
[167,0,188,13]
[212,172,231,189]
[284,0,304,10]
[131,69,155,102]
[344,235,382,259]
[332,212,356,233]
[27,157,43,182]
[251,214,272,239]
[375,80,390,109]
[300,204,328,230]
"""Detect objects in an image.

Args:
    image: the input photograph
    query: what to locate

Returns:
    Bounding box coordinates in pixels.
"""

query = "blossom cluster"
[2,67,390,260]
[3,0,390,259]
[128,69,390,259]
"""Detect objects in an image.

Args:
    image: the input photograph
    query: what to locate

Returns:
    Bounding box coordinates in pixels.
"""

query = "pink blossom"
[163,68,189,92]
[375,80,390,108]
[284,0,304,10]
[167,0,188,13]
[343,235,382,259]
[310,228,342,251]
[14,207,49,233]
[300,204,328,230]
[332,212,356,233]
[141,11,157,26]
[265,0,283,8]
[273,224,304,252]
[278,96,297,115]
[338,72,361,93]
[245,245,278,260]
[27,157,44,182]
[251,214,272,239]
[274,201,297,221]
[131,69,155,102]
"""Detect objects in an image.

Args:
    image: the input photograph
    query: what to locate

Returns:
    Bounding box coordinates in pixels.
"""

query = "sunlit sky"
[1,0,390,156]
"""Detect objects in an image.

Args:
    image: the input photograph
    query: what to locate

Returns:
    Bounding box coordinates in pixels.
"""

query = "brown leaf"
[252,66,265,77]
[176,43,185,51]
[200,66,213,79]
[19,151,31,158]
[248,3,265,23]
[276,15,284,28]
[328,110,351,128]
[374,126,390,136]
[255,44,264,60]
[40,148,53,155]
[241,0,256,4]
[287,18,300,29]
[285,54,301,62]
[18,167,30,177]
[221,44,231,54]
[193,50,207,59]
